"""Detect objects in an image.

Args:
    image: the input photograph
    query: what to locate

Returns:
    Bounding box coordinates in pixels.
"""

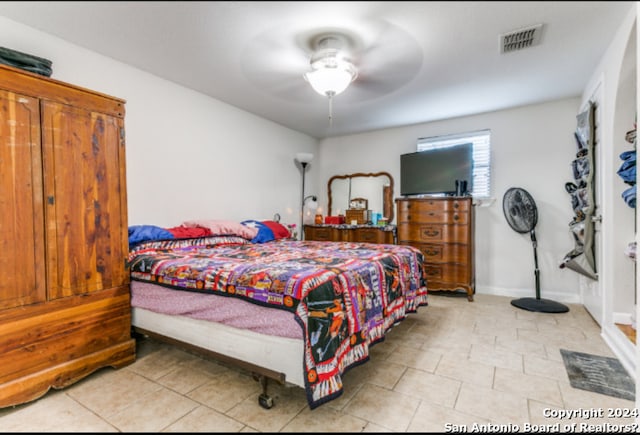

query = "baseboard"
[475,285,581,304]
[601,323,636,379]
[613,311,633,325]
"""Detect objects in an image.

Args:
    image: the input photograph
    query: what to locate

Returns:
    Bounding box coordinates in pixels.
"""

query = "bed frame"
[127,237,428,409]
[131,307,304,408]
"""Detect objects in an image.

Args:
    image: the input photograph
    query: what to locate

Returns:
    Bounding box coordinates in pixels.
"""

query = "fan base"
[511,297,569,313]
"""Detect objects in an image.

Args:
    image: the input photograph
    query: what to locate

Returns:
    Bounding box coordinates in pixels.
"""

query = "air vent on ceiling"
[500,24,544,53]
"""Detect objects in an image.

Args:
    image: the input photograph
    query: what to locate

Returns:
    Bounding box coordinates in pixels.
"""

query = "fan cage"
[503,188,538,233]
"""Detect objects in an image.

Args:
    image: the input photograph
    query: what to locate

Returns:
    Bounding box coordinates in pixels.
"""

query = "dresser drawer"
[355,228,394,244]
[397,198,470,215]
[397,223,469,244]
[415,243,470,264]
[305,226,338,241]
[399,209,469,225]
[423,263,471,284]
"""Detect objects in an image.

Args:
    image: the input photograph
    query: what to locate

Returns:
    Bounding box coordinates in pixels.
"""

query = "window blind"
[417,129,491,198]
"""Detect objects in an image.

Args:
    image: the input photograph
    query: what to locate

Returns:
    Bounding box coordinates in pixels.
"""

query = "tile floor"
[0,292,637,432]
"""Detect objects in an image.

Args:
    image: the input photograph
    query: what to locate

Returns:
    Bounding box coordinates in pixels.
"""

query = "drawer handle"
[453,214,459,221]
[424,249,440,256]
[425,269,440,276]
[423,229,440,237]
[454,203,459,209]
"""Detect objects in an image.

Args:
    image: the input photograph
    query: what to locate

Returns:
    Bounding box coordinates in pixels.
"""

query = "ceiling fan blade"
[348,23,423,98]
[240,25,313,100]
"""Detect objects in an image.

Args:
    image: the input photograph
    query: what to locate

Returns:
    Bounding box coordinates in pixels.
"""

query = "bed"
[127,220,428,409]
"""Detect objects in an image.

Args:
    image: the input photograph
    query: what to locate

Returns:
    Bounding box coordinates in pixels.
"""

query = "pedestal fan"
[503,187,569,313]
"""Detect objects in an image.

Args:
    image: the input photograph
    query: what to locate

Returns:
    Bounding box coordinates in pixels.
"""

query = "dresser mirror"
[327,172,394,223]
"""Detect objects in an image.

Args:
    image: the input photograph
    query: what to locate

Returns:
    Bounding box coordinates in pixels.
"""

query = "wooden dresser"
[0,64,135,407]
[304,224,395,244]
[396,197,475,301]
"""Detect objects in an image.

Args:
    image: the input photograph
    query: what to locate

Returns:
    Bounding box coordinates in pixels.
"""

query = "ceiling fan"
[240,21,423,107]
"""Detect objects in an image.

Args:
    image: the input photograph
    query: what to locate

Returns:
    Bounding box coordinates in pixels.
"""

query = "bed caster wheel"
[258,393,274,409]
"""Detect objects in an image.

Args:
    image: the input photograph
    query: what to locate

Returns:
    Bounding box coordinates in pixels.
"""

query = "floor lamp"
[296,152,313,240]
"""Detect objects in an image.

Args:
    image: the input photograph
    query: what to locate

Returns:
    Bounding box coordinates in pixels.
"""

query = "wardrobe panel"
[0,90,45,309]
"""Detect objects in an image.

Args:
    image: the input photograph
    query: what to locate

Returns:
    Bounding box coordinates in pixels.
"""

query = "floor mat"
[560,349,635,401]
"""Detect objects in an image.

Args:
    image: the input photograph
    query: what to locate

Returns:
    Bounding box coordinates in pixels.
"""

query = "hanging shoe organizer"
[560,101,598,280]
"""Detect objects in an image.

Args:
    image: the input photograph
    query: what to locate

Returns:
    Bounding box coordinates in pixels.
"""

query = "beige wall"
[317,99,582,304]
[0,15,319,228]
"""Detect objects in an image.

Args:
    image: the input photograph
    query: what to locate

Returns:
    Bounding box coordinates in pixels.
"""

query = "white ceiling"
[0,1,632,139]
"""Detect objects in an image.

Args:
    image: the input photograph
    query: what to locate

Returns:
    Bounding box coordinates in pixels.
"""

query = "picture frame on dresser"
[349,197,368,210]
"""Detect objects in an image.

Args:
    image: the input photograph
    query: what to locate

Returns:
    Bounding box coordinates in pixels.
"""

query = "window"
[417,129,491,198]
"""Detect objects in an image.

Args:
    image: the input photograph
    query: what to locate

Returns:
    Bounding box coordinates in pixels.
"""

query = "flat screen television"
[400,143,474,196]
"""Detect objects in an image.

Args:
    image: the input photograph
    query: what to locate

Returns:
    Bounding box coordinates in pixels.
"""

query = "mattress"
[130,281,302,339]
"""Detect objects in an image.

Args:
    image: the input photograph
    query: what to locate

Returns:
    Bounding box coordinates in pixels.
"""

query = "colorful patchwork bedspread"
[128,237,428,408]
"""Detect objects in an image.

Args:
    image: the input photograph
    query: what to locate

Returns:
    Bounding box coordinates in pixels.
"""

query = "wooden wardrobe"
[0,64,135,407]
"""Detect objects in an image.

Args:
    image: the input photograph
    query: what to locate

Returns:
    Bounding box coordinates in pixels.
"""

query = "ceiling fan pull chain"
[328,93,333,127]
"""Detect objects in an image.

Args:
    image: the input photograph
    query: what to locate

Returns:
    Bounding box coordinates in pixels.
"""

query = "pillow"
[166,225,212,239]
[261,220,291,239]
[128,225,174,245]
[182,219,258,240]
[241,220,275,243]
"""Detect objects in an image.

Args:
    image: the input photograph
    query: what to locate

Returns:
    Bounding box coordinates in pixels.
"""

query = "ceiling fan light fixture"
[304,55,357,97]
[303,34,358,126]
[303,34,358,97]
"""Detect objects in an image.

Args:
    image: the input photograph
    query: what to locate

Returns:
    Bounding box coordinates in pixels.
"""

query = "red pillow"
[166,225,212,239]
[261,220,291,239]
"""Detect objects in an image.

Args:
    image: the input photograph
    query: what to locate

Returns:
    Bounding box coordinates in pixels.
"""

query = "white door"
[580,87,603,325]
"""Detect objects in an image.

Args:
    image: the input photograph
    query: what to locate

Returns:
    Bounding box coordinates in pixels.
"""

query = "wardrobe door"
[0,90,45,309]
[40,100,128,300]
